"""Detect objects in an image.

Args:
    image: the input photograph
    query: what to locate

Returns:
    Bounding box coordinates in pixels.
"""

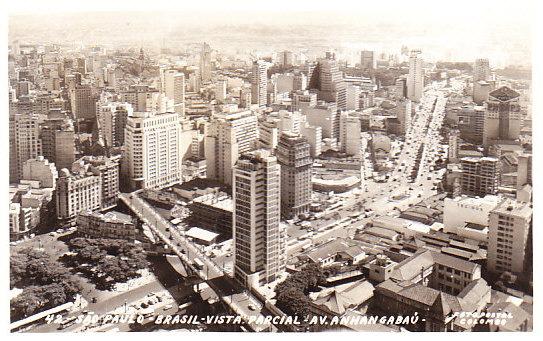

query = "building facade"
[276,132,312,219]
[233,150,286,287]
[125,112,183,190]
[487,198,532,275]
[407,50,423,102]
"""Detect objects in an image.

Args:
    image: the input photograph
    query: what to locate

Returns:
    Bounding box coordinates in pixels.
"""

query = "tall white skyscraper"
[407,50,423,102]
[233,149,286,287]
[204,110,259,185]
[339,111,362,156]
[360,50,375,71]
[9,114,42,183]
[474,58,491,82]
[276,132,312,219]
[200,42,212,83]
[487,198,532,275]
[163,70,185,116]
[125,112,182,190]
[251,60,268,107]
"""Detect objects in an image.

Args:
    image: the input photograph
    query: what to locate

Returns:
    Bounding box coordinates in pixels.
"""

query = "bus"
[193,258,204,270]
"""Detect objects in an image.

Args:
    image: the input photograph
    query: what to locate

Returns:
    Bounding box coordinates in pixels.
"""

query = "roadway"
[286,79,466,256]
[119,193,273,332]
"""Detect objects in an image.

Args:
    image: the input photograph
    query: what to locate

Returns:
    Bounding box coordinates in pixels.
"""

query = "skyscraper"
[205,110,259,185]
[125,112,183,190]
[339,111,362,156]
[200,42,212,83]
[460,156,501,196]
[251,60,268,107]
[407,50,423,102]
[163,70,185,116]
[360,50,375,72]
[308,56,346,108]
[280,50,293,67]
[70,84,96,120]
[276,132,312,219]
[474,58,491,82]
[487,198,532,275]
[448,129,460,163]
[9,114,42,183]
[233,149,286,287]
[483,86,522,146]
[40,118,76,171]
[97,102,133,148]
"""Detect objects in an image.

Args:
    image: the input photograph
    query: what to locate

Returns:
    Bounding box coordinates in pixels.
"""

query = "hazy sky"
[7,0,536,66]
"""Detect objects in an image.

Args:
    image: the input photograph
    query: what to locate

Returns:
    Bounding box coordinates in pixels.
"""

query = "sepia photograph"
[2,0,540,336]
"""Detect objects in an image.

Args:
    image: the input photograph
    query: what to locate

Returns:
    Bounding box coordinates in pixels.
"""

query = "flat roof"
[186,227,219,242]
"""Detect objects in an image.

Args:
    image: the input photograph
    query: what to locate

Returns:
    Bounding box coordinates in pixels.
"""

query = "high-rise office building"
[474,58,491,82]
[120,84,159,112]
[163,70,185,116]
[70,85,96,120]
[293,72,307,91]
[303,101,339,140]
[279,50,294,67]
[360,50,375,72]
[239,87,252,109]
[407,50,423,102]
[205,110,259,185]
[448,129,460,163]
[300,124,322,158]
[460,156,501,196]
[517,153,532,189]
[215,80,227,103]
[200,42,212,83]
[308,56,347,108]
[233,149,286,287]
[97,102,133,148]
[483,86,521,146]
[9,114,42,183]
[40,118,75,171]
[125,112,183,190]
[339,111,362,156]
[487,198,532,275]
[251,60,268,107]
[276,132,312,219]
[259,119,279,150]
[473,80,492,105]
[345,84,361,111]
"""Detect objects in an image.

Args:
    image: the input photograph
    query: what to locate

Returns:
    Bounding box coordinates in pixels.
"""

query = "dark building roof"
[489,86,520,102]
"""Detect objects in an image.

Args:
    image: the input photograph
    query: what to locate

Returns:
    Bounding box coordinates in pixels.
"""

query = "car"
[163,304,173,311]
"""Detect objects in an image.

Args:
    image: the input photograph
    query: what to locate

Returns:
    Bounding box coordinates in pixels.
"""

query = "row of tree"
[10,248,81,321]
[61,238,149,290]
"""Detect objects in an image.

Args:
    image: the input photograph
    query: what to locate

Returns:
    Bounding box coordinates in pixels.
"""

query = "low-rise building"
[373,250,491,332]
[77,210,137,240]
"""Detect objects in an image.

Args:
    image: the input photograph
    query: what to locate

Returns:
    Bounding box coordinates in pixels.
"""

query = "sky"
[5,0,537,66]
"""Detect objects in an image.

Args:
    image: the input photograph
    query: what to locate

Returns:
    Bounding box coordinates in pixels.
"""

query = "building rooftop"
[492,198,532,219]
[489,86,520,102]
[186,227,219,243]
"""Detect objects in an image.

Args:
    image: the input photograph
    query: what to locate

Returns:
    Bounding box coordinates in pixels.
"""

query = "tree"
[276,288,311,318]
